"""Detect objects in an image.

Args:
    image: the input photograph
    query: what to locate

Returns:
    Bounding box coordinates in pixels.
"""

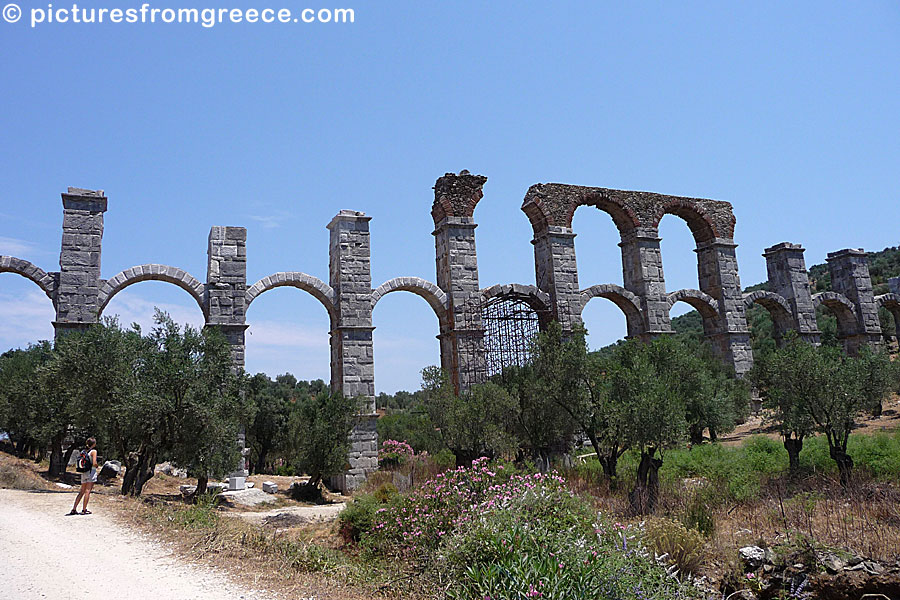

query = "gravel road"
[0,489,275,600]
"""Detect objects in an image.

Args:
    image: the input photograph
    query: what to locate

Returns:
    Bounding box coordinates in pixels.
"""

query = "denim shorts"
[81,468,97,484]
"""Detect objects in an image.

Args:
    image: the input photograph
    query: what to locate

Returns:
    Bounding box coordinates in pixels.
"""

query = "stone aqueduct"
[2,174,899,491]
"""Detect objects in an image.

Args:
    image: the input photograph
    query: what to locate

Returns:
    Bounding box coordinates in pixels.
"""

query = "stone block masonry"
[1,177,888,493]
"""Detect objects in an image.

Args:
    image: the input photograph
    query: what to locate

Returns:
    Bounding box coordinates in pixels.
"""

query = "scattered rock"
[820,552,846,574]
[55,482,73,489]
[262,481,278,494]
[154,462,187,478]
[219,487,276,507]
[99,461,121,480]
[246,482,254,488]
[739,546,767,569]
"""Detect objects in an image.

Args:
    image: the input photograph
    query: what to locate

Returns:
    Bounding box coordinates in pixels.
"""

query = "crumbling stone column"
[532,226,581,332]
[762,243,820,344]
[54,188,107,335]
[827,249,882,353]
[619,227,670,338]
[696,238,753,376]
[328,210,377,493]
[432,171,487,392]
[206,226,249,489]
[891,277,900,297]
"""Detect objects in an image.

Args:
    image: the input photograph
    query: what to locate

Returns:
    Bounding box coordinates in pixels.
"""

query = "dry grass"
[0,451,60,490]
[108,491,405,600]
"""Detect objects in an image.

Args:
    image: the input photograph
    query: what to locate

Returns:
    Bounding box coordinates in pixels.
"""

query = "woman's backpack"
[76,449,93,473]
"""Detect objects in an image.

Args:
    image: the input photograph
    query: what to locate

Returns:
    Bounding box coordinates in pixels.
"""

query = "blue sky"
[1,1,898,393]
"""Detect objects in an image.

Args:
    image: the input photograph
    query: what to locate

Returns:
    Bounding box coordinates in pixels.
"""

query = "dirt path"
[0,489,276,600]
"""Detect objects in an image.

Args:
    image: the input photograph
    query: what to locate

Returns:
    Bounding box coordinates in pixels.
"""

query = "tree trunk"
[599,454,618,480]
[254,445,269,475]
[196,473,209,496]
[784,438,803,479]
[121,448,157,496]
[48,434,65,477]
[830,446,854,488]
[62,440,80,474]
[629,448,662,515]
[689,425,704,446]
[709,427,718,443]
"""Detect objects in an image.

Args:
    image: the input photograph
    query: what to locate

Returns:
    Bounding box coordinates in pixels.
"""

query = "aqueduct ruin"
[2,175,898,491]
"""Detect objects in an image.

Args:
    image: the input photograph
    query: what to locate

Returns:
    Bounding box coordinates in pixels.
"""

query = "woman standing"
[69,437,97,515]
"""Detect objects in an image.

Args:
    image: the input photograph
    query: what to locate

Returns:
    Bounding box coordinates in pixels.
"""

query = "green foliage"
[355,459,696,599]
[752,336,897,484]
[376,409,445,455]
[422,367,519,464]
[285,389,360,488]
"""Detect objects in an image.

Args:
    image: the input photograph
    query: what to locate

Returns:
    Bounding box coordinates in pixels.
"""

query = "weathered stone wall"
[762,243,820,344]
[432,172,487,391]
[827,249,882,353]
[55,188,107,334]
[328,210,377,491]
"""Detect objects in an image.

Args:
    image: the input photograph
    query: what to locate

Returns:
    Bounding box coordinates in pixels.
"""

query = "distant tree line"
[0,311,359,498]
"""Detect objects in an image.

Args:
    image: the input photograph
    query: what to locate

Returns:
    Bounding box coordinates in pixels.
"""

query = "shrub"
[643,517,706,575]
[378,439,414,469]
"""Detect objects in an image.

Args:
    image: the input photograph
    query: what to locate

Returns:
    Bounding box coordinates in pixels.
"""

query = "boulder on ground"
[154,462,187,478]
[99,461,121,480]
[739,546,767,569]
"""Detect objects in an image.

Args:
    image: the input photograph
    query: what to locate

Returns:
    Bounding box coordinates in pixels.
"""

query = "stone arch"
[651,197,731,245]
[245,272,336,320]
[576,284,644,338]
[521,183,641,239]
[481,283,551,315]
[876,293,900,340]
[666,288,721,335]
[812,291,859,338]
[743,290,795,341]
[371,277,448,324]
[98,264,206,317]
[0,256,57,302]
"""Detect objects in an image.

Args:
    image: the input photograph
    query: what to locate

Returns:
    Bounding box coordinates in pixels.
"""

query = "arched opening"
[0,273,55,349]
[244,286,332,383]
[667,291,721,340]
[579,296,629,352]
[100,279,206,333]
[372,291,442,396]
[571,205,629,349]
[743,290,795,355]
[659,214,706,337]
[813,293,858,350]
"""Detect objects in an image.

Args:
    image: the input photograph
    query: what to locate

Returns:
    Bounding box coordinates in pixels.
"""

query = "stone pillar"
[696,238,753,376]
[328,210,377,493]
[619,227,670,338]
[890,277,900,297]
[827,249,882,354]
[532,226,581,332]
[762,243,820,344]
[206,226,249,489]
[54,188,107,335]
[432,172,487,392]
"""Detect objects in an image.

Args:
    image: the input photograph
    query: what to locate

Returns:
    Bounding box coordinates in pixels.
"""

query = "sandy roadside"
[0,489,276,600]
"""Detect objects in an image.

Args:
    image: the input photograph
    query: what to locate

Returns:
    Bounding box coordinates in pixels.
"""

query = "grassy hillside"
[672,245,900,352]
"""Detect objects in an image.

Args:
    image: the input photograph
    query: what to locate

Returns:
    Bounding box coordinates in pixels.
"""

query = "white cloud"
[248,213,291,229]
[101,293,205,333]
[0,290,56,347]
[0,236,39,257]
